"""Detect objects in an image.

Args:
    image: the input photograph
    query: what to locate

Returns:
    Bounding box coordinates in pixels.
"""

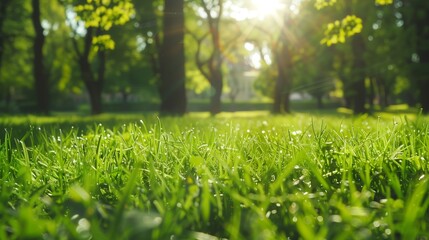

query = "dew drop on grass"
[373,220,381,228]
[292,130,302,136]
[77,218,91,233]
[292,216,297,222]
[289,202,298,214]
[317,216,323,222]
[330,215,342,223]
[369,201,383,209]
[40,195,52,206]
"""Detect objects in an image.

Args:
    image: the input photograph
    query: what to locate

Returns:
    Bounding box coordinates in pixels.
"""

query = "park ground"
[0,106,428,239]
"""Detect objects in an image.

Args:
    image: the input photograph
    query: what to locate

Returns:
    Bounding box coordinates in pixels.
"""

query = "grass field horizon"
[1,111,428,239]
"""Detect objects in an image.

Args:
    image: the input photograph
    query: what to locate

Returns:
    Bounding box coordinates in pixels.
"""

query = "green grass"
[1,113,429,239]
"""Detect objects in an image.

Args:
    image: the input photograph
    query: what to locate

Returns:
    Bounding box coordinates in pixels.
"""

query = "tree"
[132,0,162,101]
[318,2,367,113]
[31,0,50,115]
[318,0,394,114]
[68,0,134,115]
[158,0,187,116]
[43,1,81,108]
[0,0,12,71]
[403,1,429,113]
[190,0,224,115]
[0,0,12,108]
[364,2,406,109]
[271,3,311,114]
[237,0,296,114]
[105,19,157,104]
[0,0,34,112]
[273,19,294,114]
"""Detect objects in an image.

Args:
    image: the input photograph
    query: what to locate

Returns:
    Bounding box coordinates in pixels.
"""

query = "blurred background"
[0,0,427,115]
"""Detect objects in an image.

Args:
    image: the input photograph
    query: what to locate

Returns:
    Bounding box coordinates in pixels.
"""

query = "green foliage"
[375,0,393,6]
[318,0,393,47]
[314,0,337,10]
[74,0,134,50]
[92,34,115,49]
[0,0,33,94]
[1,114,429,239]
[316,0,392,10]
[74,0,134,30]
[321,15,363,46]
[253,63,277,99]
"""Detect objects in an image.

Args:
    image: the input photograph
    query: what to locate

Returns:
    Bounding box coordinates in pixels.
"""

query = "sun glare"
[227,0,287,21]
[250,0,285,19]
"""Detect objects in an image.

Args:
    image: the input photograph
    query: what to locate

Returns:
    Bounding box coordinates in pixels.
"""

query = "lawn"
[1,112,428,239]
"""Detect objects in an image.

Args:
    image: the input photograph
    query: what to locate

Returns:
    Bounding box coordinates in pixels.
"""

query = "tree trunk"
[86,81,103,115]
[273,53,284,114]
[31,0,49,115]
[210,71,223,115]
[0,0,11,71]
[121,90,129,103]
[376,77,388,109]
[208,11,224,115]
[413,2,429,113]
[273,45,292,114]
[90,49,106,115]
[272,13,293,114]
[79,66,97,115]
[75,27,105,115]
[316,95,323,109]
[80,56,101,115]
[351,35,366,114]
[368,77,375,113]
[159,0,187,116]
[5,86,11,109]
[283,89,291,113]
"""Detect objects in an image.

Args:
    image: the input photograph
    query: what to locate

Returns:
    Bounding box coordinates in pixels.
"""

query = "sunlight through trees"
[1,0,428,115]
